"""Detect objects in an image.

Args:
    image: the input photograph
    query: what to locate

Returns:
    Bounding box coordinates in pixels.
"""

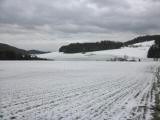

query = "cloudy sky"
[0,0,160,51]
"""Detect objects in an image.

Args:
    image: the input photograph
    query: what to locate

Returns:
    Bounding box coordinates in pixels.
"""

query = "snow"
[37,51,116,61]
[133,40,154,46]
[0,61,158,120]
[38,41,155,61]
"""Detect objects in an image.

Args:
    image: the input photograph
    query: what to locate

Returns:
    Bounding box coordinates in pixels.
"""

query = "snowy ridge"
[38,41,154,61]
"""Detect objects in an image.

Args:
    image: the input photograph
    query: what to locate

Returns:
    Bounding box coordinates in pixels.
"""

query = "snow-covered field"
[0,61,159,120]
[38,41,154,61]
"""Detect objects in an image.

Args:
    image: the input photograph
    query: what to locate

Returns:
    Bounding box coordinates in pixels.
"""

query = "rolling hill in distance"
[0,35,160,60]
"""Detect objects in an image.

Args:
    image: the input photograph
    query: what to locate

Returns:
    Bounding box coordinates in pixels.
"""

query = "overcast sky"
[0,0,160,51]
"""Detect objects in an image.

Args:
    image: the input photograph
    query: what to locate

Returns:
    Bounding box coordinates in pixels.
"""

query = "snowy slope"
[0,61,158,120]
[38,41,154,61]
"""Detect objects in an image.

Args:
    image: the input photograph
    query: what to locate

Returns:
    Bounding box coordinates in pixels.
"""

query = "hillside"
[0,43,47,60]
[38,41,154,61]
[124,35,160,46]
[59,35,160,53]
[0,43,28,54]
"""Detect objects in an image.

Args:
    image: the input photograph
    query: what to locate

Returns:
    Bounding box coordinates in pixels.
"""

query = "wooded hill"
[59,41,123,53]
[0,43,47,60]
[124,35,160,46]
[59,35,160,53]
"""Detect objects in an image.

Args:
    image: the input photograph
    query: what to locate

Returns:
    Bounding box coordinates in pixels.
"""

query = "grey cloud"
[88,0,130,9]
[0,0,160,50]
[0,0,159,33]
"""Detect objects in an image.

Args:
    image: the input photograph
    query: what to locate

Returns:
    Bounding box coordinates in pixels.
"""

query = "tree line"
[59,41,123,53]
[0,50,47,60]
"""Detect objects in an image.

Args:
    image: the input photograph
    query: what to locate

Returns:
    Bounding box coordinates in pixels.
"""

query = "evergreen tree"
[147,40,160,59]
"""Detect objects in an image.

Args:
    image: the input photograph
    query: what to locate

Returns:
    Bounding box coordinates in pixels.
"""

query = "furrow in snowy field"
[0,61,158,120]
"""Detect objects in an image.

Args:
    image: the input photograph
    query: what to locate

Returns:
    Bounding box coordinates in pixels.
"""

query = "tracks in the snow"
[0,62,158,120]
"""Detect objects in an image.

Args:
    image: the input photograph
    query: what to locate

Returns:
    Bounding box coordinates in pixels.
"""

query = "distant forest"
[59,41,123,53]
[0,43,47,60]
[59,35,160,53]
